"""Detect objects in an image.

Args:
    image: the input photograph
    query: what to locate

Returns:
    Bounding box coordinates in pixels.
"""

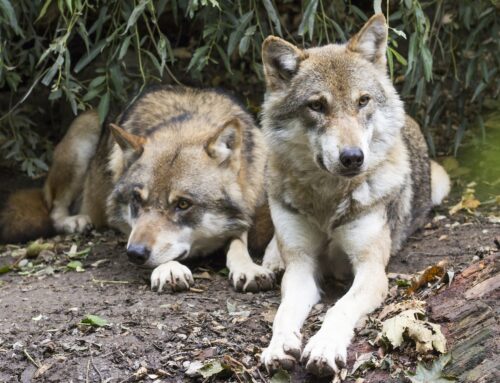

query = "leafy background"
[0,0,498,178]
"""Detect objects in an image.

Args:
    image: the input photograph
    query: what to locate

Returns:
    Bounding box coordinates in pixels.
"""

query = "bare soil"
[0,188,498,382]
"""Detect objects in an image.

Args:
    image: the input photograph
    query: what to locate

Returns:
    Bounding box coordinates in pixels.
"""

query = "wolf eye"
[176,199,192,211]
[358,95,371,107]
[308,100,325,113]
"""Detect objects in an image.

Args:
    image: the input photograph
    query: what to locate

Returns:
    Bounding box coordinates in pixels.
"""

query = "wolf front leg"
[301,208,390,377]
[226,231,276,292]
[261,200,325,372]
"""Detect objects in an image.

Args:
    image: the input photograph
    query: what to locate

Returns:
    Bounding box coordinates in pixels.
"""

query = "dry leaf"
[380,309,446,354]
[407,265,445,295]
[449,188,481,215]
[34,363,52,378]
[261,308,277,323]
[351,352,375,374]
[378,300,426,321]
[407,353,455,382]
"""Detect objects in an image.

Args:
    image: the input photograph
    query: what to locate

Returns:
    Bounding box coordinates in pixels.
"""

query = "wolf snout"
[127,244,151,265]
[339,147,364,172]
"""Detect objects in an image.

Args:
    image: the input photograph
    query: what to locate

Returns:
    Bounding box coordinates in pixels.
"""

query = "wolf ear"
[206,118,242,167]
[347,13,388,70]
[262,36,307,90]
[109,123,146,154]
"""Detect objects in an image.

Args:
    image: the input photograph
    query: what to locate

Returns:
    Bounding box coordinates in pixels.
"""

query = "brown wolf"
[0,86,275,292]
[259,14,450,376]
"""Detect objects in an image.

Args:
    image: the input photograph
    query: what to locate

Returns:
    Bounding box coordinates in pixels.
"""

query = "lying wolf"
[259,14,450,376]
[0,86,275,293]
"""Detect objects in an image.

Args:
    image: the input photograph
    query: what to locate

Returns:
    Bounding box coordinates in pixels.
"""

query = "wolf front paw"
[301,330,350,377]
[229,263,275,292]
[55,214,93,234]
[151,262,194,292]
[261,332,302,373]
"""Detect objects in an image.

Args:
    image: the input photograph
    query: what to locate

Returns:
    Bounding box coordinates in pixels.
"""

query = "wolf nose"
[339,147,364,169]
[127,244,151,265]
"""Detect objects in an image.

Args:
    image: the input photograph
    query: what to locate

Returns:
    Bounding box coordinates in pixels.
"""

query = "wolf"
[0,86,275,293]
[259,14,451,376]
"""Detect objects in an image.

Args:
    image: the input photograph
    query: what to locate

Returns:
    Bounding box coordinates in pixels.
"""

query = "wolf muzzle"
[127,244,151,265]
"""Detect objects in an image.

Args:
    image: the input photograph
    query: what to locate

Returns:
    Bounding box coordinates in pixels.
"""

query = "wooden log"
[426,255,499,383]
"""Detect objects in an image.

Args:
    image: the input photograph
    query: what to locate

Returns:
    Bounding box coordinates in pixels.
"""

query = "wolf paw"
[229,263,275,292]
[261,332,302,373]
[55,215,93,234]
[151,262,194,292]
[301,330,350,377]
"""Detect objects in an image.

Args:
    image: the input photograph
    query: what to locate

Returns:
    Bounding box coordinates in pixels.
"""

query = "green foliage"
[0,0,498,176]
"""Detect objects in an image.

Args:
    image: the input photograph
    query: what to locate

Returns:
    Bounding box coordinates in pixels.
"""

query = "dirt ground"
[0,187,499,383]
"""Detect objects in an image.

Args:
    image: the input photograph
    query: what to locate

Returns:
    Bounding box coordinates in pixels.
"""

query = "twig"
[189,287,204,293]
[23,348,41,368]
[90,352,103,382]
[86,358,90,383]
[91,277,130,285]
[255,366,266,383]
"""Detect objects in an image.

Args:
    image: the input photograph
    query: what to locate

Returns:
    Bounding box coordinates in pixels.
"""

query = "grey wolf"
[259,14,450,376]
[0,86,275,293]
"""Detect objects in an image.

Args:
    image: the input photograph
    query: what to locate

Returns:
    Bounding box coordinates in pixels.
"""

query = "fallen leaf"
[90,259,109,268]
[198,360,226,378]
[380,309,446,353]
[218,267,229,276]
[378,300,426,321]
[134,366,148,378]
[449,190,480,215]
[270,369,290,383]
[185,361,203,377]
[406,353,456,382]
[407,265,445,295]
[488,215,500,223]
[34,363,52,378]
[226,300,250,317]
[67,247,91,259]
[261,308,277,323]
[66,260,84,272]
[396,279,412,287]
[26,242,54,258]
[193,271,212,280]
[80,314,108,327]
[351,352,375,374]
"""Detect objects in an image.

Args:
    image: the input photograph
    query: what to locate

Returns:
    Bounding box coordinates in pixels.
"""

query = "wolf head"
[261,14,405,178]
[106,109,252,268]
